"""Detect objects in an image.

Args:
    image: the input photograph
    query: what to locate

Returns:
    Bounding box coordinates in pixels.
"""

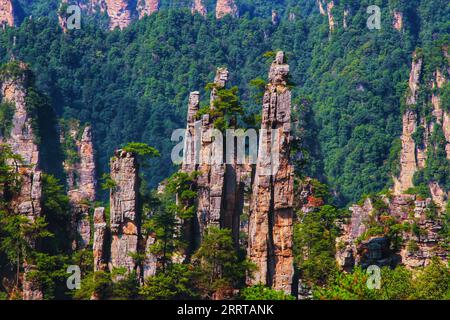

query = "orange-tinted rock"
[137,0,159,19]
[393,10,403,31]
[191,0,207,16]
[0,0,14,27]
[93,207,108,272]
[0,62,43,300]
[326,1,336,32]
[247,51,294,294]
[106,0,133,30]
[216,0,238,19]
[394,54,423,194]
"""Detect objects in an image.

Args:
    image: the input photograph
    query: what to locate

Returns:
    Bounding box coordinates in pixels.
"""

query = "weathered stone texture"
[248,51,294,294]
[137,0,159,19]
[393,11,403,31]
[394,55,423,194]
[0,0,14,27]
[216,0,238,19]
[62,124,97,249]
[1,63,43,300]
[191,0,207,16]
[106,0,133,30]
[109,150,140,273]
[336,195,448,271]
[93,207,108,272]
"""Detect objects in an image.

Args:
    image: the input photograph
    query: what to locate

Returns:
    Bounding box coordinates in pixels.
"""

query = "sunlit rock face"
[247,51,295,294]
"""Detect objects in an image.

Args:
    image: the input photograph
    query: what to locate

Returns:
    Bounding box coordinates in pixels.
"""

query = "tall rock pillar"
[0,62,43,299]
[247,51,294,294]
[196,68,228,237]
[394,53,423,194]
[109,150,140,274]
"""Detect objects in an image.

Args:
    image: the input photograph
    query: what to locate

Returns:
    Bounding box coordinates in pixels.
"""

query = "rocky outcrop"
[394,54,423,194]
[195,68,228,238]
[336,194,448,271]
[191,0,207,17]
[105,0,133,30]
[316,0,326,16]
[136,0,159,19]
[271,10,279,25]
[326,1,336,32]
[61,123,96,249]
[0,62,43,300]
[93,207,108,271]
[343,8,349,29]
[0,0,14,27]
[393,11,403,31]
[216,0,238,19]
[109,150,140,273]
[247,52,294,294]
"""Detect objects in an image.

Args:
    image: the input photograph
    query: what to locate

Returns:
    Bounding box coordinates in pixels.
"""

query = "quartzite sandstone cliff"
[247,51,294,294]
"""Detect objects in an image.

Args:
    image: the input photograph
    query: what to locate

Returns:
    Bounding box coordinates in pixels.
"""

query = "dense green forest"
[2,0,448,204]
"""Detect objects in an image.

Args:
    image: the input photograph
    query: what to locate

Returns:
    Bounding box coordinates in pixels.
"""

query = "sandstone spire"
[106,0,133,30]
[196,68,228,237]
[137,0,160,19]
[93,207,108,272]
[109,149,140,273]
[216,0,238,19]
[0,62,43,299]
[0,0,14,27]
[191,0,207,17]
[247,51,294,294]
[62,123,97,249]
[394,53,423,194]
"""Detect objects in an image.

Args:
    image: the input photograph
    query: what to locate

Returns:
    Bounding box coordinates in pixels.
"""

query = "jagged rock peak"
[109,149,140,274]
[0,0,14,27]
[393,10,403,31]
[137,0,160,19]
[216,0,238,19]
[106,0,133,30]
[93,207,108,272]
[269,51,289,86]
[191,0,207,16]
[248,51,294,294]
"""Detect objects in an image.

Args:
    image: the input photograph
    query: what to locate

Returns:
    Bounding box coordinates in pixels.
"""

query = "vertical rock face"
[195,68,228,237]
[191,0,207,16]
[109,150,140,273]
[271,10,279,25]
[62,124,97,249]
[336,195,448,271]
[105,0,133,30]
[343,9,349,29]
[0,0,14,27]
[0,62,43,300]
[394,54,423,194]
[326,1,336,32]
[93,207,108,272]
[216,0,238,19]
[136,0,159,19]
[247,51,294,294]
[393,11,403,31]
[316,0,326,16]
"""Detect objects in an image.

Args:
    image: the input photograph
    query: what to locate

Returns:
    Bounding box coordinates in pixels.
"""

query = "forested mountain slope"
[0,0,449,203]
